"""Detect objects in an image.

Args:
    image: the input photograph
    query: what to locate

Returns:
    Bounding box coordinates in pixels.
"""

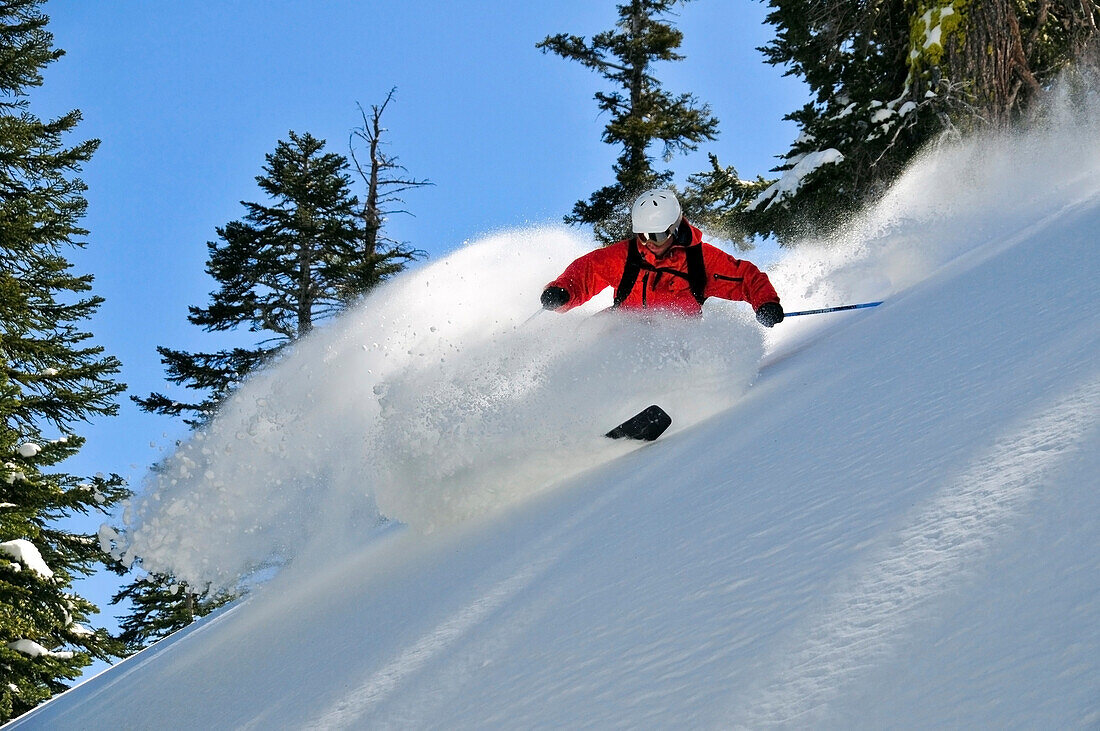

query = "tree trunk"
[364,107,382,260]
[945,0,1041,122]
[625,0,649,180]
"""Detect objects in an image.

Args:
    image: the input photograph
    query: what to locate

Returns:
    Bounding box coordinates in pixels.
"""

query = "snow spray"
[117,77,1100,595]
[118,226,764,592]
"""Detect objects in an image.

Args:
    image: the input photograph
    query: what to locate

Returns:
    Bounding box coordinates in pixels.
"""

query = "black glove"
[755,301,784,327]
[541,286,570,310]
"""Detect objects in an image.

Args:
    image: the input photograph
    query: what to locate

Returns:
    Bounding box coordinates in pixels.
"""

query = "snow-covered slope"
[10,103,1100,728]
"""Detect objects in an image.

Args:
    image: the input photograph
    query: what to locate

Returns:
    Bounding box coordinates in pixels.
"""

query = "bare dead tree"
[349,88,431,263]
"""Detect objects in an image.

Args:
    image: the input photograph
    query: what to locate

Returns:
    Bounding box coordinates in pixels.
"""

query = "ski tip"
[606,405,672,441]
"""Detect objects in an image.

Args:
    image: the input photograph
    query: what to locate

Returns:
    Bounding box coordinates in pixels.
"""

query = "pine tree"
[121,111,427,650]
[0,1,128,720]
[678,154,771,251]
[738,0,917,241]
[110,571,233,655]
[122,131,365,642]
[538,0,719,243]
[134,131,377,427]
[740,0,1100,242]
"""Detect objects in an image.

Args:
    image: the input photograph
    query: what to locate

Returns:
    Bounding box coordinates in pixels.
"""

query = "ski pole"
[784,301,883,317]
[520,308,546,327]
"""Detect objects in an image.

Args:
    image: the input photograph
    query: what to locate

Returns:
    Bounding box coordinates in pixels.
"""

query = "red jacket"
[546,219,780,316]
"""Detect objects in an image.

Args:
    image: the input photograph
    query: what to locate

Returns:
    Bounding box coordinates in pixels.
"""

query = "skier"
[540,189,784,326]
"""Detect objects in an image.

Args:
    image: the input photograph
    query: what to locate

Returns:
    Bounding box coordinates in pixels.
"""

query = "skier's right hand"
[541,286,570,310]
[755,301,784,327]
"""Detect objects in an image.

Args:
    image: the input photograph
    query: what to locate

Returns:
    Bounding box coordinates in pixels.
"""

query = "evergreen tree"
[538,0,719,243]
[134,131,376,427]
[121,110,427,649]
[122,131,365,643]
[110,571,233,654]
[0,1,128,720]
[678,154,771,251]
[740,0,1100,242]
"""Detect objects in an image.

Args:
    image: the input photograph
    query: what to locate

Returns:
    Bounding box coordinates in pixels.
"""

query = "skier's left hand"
[755,301,784,327]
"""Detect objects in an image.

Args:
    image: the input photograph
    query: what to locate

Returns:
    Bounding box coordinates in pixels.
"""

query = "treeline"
[544,0,1100,244]
[3,0,1098,721]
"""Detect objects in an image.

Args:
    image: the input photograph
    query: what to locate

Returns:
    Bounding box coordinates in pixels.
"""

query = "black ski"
[606,405,672,442]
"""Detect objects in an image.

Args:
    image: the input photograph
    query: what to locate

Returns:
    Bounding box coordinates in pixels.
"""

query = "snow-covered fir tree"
[0,0,129,720]
[110,570,233,655]
[739,0,1100,242]
[678,154,772,251]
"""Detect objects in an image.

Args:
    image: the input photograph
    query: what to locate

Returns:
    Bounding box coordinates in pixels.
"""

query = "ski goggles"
[638,225,676,244]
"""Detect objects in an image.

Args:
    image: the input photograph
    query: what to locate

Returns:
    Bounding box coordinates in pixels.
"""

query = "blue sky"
[33,0,807,643]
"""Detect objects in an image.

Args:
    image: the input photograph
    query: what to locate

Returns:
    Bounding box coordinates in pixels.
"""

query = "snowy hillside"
[9,102,1100,728]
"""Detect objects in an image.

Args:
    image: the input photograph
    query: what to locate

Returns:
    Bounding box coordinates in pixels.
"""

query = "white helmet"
[631,189,682,234]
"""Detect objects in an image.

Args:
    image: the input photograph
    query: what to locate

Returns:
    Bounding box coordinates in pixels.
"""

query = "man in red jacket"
[541,189,784,326]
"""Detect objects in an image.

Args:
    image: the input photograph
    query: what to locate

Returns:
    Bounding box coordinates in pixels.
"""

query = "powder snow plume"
[118,226,765,592]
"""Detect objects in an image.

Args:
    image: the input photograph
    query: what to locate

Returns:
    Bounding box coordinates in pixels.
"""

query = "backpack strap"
[684,242,707,305]
[673,219,707,305]
[613,239,644,307]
